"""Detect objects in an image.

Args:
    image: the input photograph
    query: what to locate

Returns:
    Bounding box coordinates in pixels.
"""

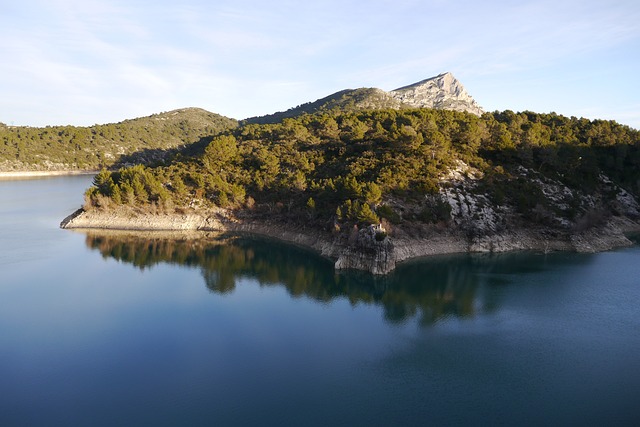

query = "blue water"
[1,176,639,426]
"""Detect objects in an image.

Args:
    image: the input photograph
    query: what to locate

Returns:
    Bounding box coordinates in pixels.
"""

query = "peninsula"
[59,73,640,274]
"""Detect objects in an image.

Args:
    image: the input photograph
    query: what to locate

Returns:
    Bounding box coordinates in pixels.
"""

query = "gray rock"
[335,224,396,275]
[390,72,484,116]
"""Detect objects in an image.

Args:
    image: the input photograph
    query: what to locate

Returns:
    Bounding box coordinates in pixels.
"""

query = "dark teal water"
[1,176,640,426]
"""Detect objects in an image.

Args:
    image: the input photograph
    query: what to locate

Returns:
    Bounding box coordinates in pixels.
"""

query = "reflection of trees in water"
[382,260,480,325]
[199,239,336,295]
[84,233,593,325]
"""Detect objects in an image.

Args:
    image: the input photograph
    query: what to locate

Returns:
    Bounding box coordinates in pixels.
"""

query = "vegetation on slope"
[0,108,237,171]
[84,108,640,234]
[243,88,405,125]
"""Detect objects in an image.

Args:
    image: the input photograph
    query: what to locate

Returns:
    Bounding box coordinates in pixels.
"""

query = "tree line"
[0,109,237,171]
[84,108,640,230]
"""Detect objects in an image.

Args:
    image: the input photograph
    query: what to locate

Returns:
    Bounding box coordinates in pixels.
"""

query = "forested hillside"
[84,108,640,235]
[244,88,405,125]
[0,108,237,171]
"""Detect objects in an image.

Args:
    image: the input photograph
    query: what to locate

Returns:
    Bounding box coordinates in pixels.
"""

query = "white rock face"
[439,160,502,235]
[334,224,396,275]
[390,72,484,116]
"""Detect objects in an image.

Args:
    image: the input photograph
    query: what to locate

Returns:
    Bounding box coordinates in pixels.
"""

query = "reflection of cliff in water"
[84,232,592,325]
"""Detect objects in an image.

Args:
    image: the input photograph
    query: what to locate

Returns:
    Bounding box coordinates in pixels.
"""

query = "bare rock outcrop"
[390,72,484,116]
[334,224,396,275]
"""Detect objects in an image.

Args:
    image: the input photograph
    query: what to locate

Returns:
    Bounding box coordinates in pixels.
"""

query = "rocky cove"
[60,205,639,275]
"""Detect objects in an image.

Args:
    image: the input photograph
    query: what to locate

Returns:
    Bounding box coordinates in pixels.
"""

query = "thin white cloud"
[0,0,639,127]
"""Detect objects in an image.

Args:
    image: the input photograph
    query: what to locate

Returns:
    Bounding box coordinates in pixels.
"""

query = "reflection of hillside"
[85,232,591,325]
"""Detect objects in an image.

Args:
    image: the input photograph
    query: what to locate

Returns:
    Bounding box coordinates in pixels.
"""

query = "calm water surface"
[1,176,640,426]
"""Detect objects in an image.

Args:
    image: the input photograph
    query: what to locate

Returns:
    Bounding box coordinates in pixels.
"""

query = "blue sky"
[1,0,639,129]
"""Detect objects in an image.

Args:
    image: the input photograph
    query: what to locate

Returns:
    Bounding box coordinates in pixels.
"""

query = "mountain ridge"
[244,72,483,124]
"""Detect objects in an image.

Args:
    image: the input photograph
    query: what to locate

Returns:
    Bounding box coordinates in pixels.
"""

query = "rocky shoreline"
[60,207,640,275]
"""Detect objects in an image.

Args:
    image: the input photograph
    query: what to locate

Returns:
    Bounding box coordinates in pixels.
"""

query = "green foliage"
[79,107,639,232]
[357,203,380,224]
[418,195,453,224]
[376,204,402,224]
[364,182,382,205]
[0,108,237,172]
[203,134,238,172]
[336,199,379,225]
[306,197,316,210]
[244,88,406,125]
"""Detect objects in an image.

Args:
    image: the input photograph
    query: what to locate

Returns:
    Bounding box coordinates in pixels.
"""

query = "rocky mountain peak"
[389,72,484,116]
[244,72,485,124]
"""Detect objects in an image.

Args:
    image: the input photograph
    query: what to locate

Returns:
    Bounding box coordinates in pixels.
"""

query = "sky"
[1,0,639,129]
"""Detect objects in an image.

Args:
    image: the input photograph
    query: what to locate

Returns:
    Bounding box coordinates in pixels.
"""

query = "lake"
[1,175,639,426]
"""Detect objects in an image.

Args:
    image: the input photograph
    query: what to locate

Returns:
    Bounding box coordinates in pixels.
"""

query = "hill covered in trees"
[0,73,484,173]
[82,108,640,220]
[243,88,406,125]
[71,106,640,272]
[0,108,237,172]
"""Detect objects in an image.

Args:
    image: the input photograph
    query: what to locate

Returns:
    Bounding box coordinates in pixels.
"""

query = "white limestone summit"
[390,72,484,116]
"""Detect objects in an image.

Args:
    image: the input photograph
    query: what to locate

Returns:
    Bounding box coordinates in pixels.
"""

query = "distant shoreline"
[0,170,97,180]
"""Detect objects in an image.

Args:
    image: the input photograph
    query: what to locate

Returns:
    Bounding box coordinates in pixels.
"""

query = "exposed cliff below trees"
[61,203,639,275]
[49,72,640,274]
[65,104,640,273]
